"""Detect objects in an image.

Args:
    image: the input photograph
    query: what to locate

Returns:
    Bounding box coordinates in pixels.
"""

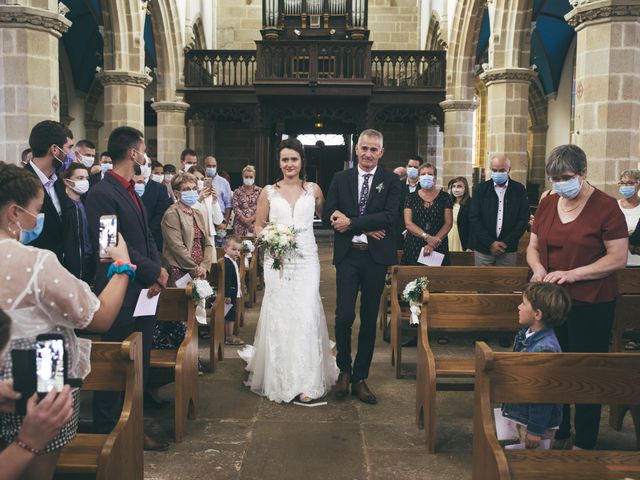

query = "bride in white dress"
[238,138,338,403]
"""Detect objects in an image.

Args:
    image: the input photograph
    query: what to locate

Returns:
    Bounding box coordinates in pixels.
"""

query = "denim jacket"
[501,327,563,435]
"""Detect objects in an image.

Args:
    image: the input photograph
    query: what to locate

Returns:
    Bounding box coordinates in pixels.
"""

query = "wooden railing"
[184,47,446,90]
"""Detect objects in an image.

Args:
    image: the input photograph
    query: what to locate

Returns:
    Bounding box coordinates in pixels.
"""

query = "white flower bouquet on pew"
[192,279,215,301]
[256,222,298,271]
[402,277,430,325]
[241,239,255,269]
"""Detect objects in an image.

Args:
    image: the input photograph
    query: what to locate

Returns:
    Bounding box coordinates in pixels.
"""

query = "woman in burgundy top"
[528,145,628,450]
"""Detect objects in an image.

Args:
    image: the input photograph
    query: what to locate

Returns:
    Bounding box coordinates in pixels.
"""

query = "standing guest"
[180,149,197,173]
[617,169,640,267]
[397,156,422,249]
[447,176,471,252]
[163,164,177,203]
[188,165,223,262]
[204,156,233,237]
[24,120,73,262]
[0,162,131,479]
[402,163,453,265]
[469,154,529,266]
[156,172,212,349]
[223,235,244,345]
[232,165,262,237]
[20,148,32,167]
[85,126,169,451]
[133,163,171,252]
[74,140,96,170]
[150,160,165,184]
[61,164,94,282]
[89,152,112,186]
[393,166,407,181]
[527,144,628,450]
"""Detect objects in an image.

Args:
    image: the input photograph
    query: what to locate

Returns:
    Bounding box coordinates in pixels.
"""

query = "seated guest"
[223,235,244,346]
[500,282,571,449]
[0,162,131,479]
[89,152,113,187]
[163,164,177,203]
[617,169,640,267]
[188,165,223,263]
[61,163,95,282]
[447,176,471,252]
[402,163,453,265]
[232,165,262,237]
[156,172,212,350]
[132,164,171,252]
[150,160,164,184]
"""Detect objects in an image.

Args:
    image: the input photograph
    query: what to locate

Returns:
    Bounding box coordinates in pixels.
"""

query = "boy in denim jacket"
[501,282,572,449]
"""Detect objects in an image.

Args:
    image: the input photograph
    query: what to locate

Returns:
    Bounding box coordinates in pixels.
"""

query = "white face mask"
[451,188,465,198]
[80,155,95,168]
[183,163,196,173]
[151,174,164,183]
[140,164,151,180]
[243,177,255,186]
[70,179,90,195]
[164,174,174,182]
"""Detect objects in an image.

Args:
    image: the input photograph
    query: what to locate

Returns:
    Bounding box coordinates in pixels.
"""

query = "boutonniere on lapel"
[375,182,384,193]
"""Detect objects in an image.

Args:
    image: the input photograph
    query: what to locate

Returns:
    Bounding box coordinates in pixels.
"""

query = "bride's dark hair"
[275,138,307,188]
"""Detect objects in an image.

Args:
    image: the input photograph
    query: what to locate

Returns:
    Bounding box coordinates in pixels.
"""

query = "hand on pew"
[524,433,542,449]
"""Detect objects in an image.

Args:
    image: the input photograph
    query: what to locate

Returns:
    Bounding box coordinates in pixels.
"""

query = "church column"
[0,4,70,164]
[440,98,478,185]
[480,68,536,184]
[152,99,190,165]
[529,124,548,192]
[98,70,151,145]
[566,0,640,196]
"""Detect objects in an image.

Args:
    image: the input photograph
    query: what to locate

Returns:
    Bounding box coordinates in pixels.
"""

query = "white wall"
[545,37,575,157]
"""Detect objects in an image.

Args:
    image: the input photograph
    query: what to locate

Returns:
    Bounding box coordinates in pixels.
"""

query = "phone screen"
[99,215,118,258]
[36,338,65,395]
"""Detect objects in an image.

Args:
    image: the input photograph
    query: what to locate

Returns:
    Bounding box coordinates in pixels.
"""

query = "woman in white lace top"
[0,162,131,480]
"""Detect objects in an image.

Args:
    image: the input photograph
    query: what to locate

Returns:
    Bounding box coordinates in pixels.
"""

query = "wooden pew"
[472,342,640,480]
[391,265,529,379]
[241,236,259,308]
[152,287,199,442]
[449,251,475,266]
[416,291,523,452]
[208,255,225,372]
[377,250,404,331]
[608,268,640,447]
[56,333,143,480]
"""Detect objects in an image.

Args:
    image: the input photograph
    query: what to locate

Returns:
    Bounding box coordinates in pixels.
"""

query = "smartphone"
[11,349,36,415]
[99,214,118,259]
[35,334,66,399]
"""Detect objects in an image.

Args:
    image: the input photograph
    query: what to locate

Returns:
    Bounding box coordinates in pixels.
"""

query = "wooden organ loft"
[180,0,446,189]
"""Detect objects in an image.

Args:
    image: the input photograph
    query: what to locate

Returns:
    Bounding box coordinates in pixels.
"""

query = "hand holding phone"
[99,215,118,259]
[35,335,66,399]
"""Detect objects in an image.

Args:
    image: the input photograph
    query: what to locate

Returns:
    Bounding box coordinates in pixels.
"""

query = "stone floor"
[142,235,637,480]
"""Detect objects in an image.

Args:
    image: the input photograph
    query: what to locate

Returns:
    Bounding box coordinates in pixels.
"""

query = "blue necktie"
[358,173,372,216]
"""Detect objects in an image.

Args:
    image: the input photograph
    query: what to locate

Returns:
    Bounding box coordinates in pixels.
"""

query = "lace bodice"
[0,239,100,380]
[265,182,316,230]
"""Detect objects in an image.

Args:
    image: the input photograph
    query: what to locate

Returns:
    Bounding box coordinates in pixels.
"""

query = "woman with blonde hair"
[232,165,262,237]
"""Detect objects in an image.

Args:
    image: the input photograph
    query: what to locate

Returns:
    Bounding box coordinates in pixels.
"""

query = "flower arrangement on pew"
[241,239,255,270]
[192,279,216,302]
[402,277,430,325]
[256,223,299,271]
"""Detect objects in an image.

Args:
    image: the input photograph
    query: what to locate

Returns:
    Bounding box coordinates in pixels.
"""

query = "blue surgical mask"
[16,207,45,244]
[407,167,419,180]
[180,190,198,207]
[619,185,637,199]
[553,177,582,199]
[100,163,113,173]
[206,167,217,178]
[216,229,227,239]
[419,174,434,189]
[491,171,509,185]
[134,183,146,197]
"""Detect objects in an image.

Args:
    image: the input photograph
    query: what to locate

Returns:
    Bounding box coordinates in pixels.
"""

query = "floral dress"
[232,186,262,236]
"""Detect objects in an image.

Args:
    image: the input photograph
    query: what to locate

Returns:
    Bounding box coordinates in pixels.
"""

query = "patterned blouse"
[232,185,262,236]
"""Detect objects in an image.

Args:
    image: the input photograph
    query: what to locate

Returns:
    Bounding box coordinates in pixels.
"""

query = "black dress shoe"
[334,371,351,400]
[144,433,170,452]
[351,380,377,405]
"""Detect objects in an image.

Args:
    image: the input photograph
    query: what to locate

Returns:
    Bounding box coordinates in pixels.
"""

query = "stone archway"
[426,11,447,51]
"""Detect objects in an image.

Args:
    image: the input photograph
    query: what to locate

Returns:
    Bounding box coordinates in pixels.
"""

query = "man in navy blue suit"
[86,126,169,451]
[132,162,171,251]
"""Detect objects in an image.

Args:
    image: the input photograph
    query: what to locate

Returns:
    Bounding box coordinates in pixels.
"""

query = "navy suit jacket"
[85,173,162,319]
[141,180,171,251]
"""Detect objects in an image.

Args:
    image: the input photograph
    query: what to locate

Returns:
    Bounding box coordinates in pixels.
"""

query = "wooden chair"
[151,287,199,442]
[472,342,640,480]
[416,291,522,452]
[208,256,225,372]
[56,333,143,480]
[608,268,640,447]
[391,265,529,379]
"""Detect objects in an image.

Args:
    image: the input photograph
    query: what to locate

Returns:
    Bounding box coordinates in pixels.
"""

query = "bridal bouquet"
[402,276,430,325]
[241,239,255,269]
[256,223,298,271]
[192,279,216,301]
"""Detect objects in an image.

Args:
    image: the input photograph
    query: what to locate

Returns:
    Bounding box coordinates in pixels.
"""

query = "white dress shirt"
[30,160,61,216]
[407,180,418,193]
[494,179,509,238]
[352,166,377,244]
[225,254,242,298]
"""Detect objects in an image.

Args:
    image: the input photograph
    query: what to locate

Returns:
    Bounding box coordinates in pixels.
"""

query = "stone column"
[187,117,215,162]
[152,100,190,165]
[480,67,536,184]
[98,70,151,146]
[440,98,478,185]
[529,124,549,192]
[0,4,71,164]
[84,120,104,153]
[566,0,640,196]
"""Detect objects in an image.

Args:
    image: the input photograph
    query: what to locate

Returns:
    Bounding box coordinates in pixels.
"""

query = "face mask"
[451,188,465,198]
[134,183,146,196]
[206,167,217,178]
[164,174,174,182]
[183,163,196,173]
[151,174,164,183]
[553,177,582,200]
[70,179,90,195]
[52,146,69,171]
[216,229,227,239]
[243,178,255,186]
[619,185,637,199]
[197,180,205,191]
[80,155,95,168]
[16,207,45,244]
[100,163,113,173]
[419,174,434,189]
[491,171,509,185]
[406,167,419,180]
[180,190,198,207]
[140,164,151,180]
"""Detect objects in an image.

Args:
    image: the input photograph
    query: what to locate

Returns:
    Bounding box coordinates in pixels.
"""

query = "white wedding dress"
[238,183,338,403]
